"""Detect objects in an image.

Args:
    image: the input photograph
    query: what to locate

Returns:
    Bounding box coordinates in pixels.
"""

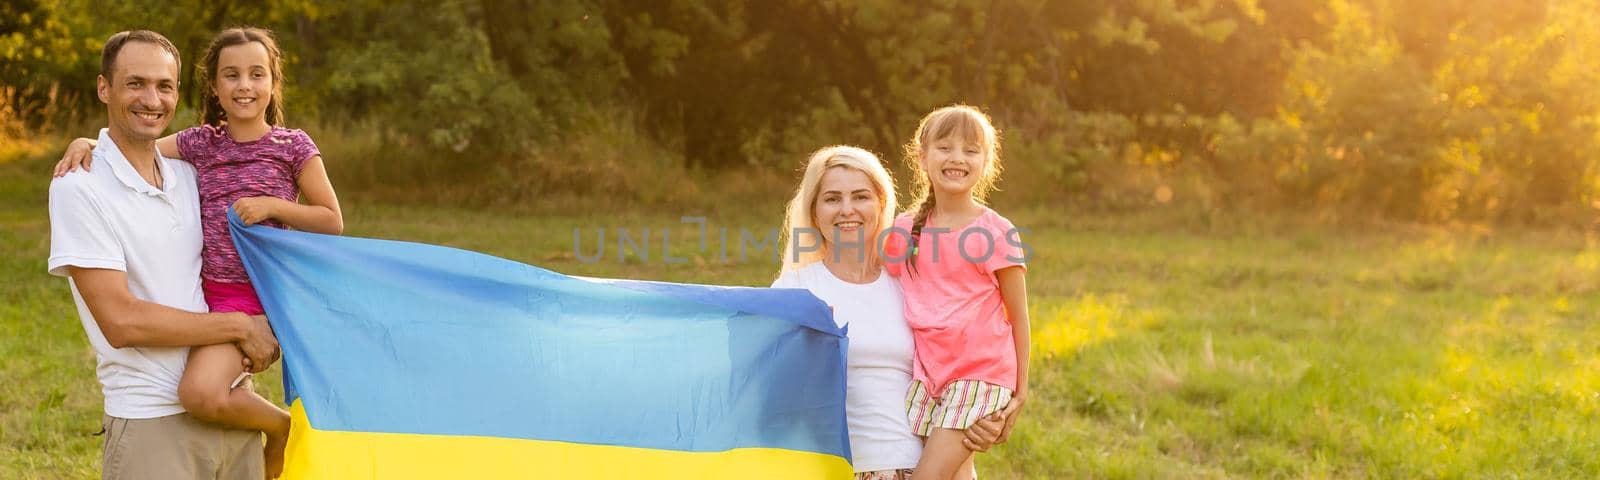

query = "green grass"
[3,151,1598,478]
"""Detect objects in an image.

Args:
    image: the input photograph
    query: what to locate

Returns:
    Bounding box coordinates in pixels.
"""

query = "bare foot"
[264,431,287,479]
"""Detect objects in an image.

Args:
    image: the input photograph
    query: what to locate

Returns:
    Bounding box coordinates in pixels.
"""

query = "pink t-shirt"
[885,207,1027,398]
[176,124,319,284]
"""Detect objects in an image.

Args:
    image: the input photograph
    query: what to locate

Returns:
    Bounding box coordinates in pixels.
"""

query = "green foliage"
[1196,0,1600,223]
[3,0,1598,223]
[1,0,112,128]
[301,1,538,162]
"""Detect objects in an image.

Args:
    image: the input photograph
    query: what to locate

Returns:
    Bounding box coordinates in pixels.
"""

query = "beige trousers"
[100,412,262,480]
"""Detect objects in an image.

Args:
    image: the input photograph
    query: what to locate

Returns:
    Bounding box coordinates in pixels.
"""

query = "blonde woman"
[772,146,1001,480]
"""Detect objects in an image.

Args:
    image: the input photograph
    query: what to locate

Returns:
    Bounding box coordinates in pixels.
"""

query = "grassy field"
[3,150,1599,478]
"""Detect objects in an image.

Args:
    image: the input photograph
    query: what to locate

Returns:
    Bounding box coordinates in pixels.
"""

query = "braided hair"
[903,105,1002,275]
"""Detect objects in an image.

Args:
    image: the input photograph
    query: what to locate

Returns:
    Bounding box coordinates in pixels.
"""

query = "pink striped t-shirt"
[176,124,319,284]
[884,207,1027,399]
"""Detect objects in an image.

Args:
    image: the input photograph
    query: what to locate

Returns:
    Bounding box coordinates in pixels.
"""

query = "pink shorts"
[202,279,265,315]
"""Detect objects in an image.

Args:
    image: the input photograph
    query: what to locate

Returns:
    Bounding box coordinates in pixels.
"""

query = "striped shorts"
[905,379,1012,437]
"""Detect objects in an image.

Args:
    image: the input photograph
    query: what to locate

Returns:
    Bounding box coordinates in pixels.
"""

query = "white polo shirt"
[47,128,205,419]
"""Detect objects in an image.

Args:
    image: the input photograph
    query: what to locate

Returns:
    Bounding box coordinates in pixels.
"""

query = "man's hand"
[236,314,279,373]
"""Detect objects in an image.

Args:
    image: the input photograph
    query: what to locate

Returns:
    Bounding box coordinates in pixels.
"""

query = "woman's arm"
[232,155,343,234]
[962,415,1006,452]
[993,265,1030,442]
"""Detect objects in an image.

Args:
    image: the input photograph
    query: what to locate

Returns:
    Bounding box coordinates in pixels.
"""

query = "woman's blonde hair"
[903,105,1002,274]
[779,145,898,276]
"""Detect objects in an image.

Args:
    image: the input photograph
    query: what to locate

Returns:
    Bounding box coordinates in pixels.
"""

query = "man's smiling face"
[98,41,179,143]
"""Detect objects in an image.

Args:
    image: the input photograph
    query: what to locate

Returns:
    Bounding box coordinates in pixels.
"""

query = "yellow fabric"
[280,401,854,479]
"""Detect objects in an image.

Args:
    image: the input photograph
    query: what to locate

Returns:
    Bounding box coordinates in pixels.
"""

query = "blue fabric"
[227,210,849,460]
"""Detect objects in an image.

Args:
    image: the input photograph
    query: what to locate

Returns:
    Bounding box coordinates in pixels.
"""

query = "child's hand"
[233,197,280,225]
[52,137,98,177]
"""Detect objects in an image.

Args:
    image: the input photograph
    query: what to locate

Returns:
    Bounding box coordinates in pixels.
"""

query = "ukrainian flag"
[228,211,852,479]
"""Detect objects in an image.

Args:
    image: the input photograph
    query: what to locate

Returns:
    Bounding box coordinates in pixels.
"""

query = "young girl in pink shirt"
[884,105,1031,480]
[56,28,342,478]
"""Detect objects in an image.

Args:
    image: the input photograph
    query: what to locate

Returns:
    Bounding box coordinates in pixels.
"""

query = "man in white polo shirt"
[47,30,280,480]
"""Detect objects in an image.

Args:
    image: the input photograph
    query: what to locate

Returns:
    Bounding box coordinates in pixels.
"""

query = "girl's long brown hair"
[197,27,285,127]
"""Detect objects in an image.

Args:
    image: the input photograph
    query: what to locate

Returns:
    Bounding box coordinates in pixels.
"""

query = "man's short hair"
[101,30,181,81]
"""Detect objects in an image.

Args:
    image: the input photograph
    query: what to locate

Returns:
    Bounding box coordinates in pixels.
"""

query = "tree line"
[5,0,1597,223]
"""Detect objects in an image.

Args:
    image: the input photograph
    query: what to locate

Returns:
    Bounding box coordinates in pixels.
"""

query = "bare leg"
[953,455,978,480]
[179,343,291,479]
[914,428,974,480]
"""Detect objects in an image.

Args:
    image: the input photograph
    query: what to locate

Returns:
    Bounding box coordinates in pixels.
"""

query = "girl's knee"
[178,380,231,422]
[914,456,960,480]
[917,465,958,480]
